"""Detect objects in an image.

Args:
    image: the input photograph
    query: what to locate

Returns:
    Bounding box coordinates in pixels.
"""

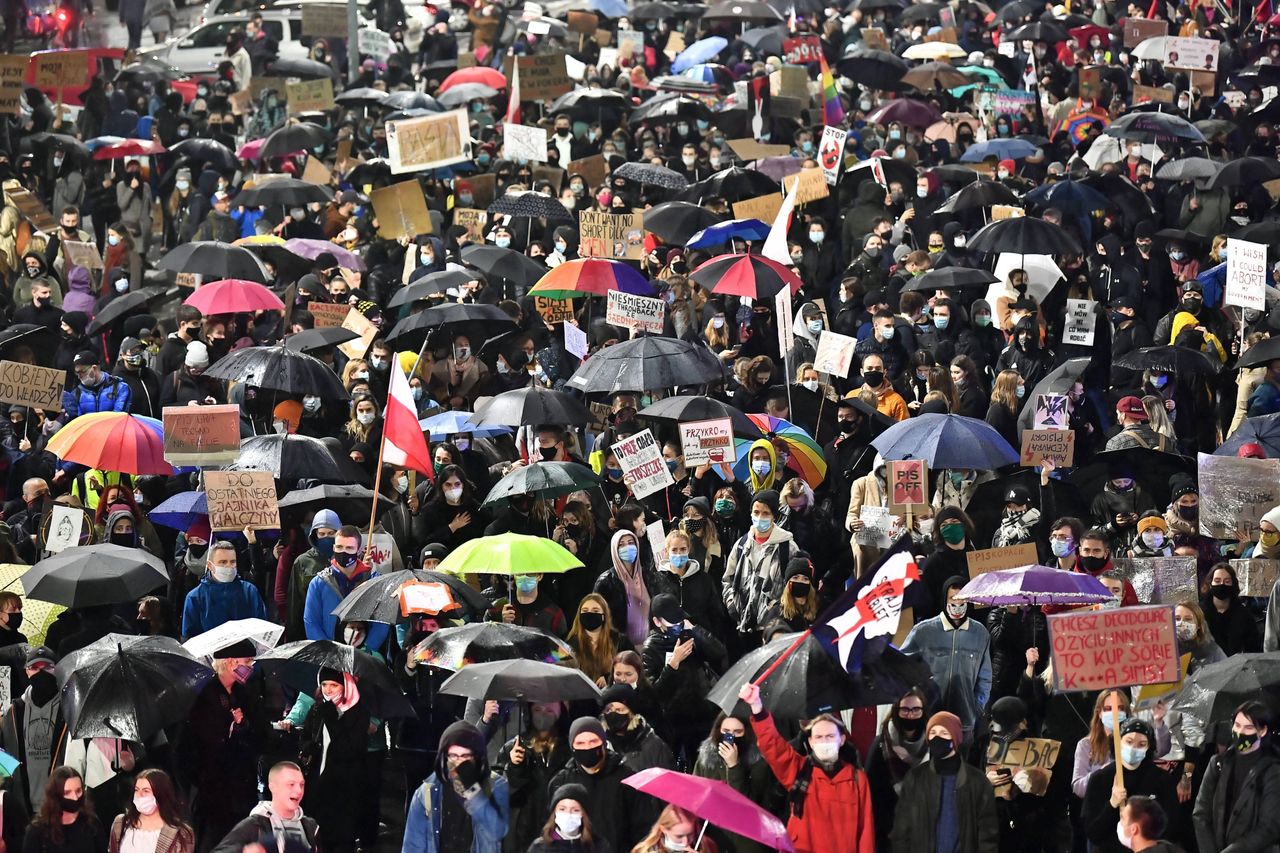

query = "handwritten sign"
[564,321,588,359]
[966,542,1041,578]
[505,123,548,163]
[162,404,241,466]
[1064,299,1097,346]
[370,180,433,240]
[338,308,378,360]
[302,3,348,36]
[0,55,27,115]
[646,518,667,565]
[986,737,1061,796]
[813,330,857,379]
[386,110,470,175]
[33,51,86,90]
[1047,604,1178,691]
[62,240,102,270]
[679,417,734,466]
[308,302,350,328]
[358,27,393,60]
[453,207,488,243]
[856,505,892,547]
[888,459,928,515]
[204,470,280,531]
[579,210,645,260]
[7,188,56,232]
[1163,36,1218,71]
[534,295,575,324]
[1133,84,1174,105]
[366,531,395,574]
[731,193,784,225]
[1198,453,1280,539]
[502,52,573,99]
[612,428,674,499]
[782,167,830,205]
[606,290,664,333]
[0,361,63,412]
[286,77,335,114]
[1226,237,1268,311]
[1020,429,1076,467]
[1110,557,1198,605]
[1230,559,1280,597]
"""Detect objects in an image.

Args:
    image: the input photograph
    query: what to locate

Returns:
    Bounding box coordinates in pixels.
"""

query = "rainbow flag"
[819,52,844,127]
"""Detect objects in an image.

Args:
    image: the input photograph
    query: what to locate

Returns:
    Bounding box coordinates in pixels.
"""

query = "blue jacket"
[61,374,132,420]
[181,575,269,639]
[402,772,508,853]
[901,614,993,734]
[303,565,389,648]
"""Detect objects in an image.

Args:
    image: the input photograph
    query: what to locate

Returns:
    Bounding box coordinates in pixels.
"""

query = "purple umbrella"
[284,238,366,271]
[954,565,1113,606]
[866,98,943,129]
[751,155,804,182]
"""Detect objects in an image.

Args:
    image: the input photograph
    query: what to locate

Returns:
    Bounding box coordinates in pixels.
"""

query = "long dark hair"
[426,464,474,508]
[123,770,193,847]
[34,767,94,845]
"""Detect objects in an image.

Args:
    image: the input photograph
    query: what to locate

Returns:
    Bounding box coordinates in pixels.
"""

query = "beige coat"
[846,470,932,578]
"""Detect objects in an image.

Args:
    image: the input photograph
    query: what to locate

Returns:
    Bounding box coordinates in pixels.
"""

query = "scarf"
[883,720,928,789]
[617,559,651,646]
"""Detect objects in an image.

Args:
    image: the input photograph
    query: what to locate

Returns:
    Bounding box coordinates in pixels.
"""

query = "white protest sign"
[505,123,548,163]
[818,125,847,186]
[564,321,588,359]
[1226,238,1267,311]
[856,505,892,547]
[611,428,674,499]
[1064,299,1098,346]
[606,290,664,333]
[646,518,668,565]
[813,330,857,378]
[358,27,393,60]
[367,532,396,574]
[775,286,793,361]
[679,417,734,466]
[46,504,83,553]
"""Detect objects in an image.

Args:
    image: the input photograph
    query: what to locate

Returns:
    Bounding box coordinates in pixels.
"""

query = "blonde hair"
[631,806,717,853]
[1175,600,1208,644]
[991,369,1022,412]
[665,529,690,552]
[1142,395,1176,441]
[341,358,369,389]
[1086,689,1131,764]
[779,477,814,509]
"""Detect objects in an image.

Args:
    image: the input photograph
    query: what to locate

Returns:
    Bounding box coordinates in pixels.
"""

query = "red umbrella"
[438,67,507,92]
[623,768,795,852]
[865,98,942,129]
[93,139,167,160]
[1068,24,1110,44]
[689,254,802,299]
[184,279,285,314]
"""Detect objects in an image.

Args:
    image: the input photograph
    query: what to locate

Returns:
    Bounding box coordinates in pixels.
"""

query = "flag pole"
[366,432,388,545]
[751,629,811,686]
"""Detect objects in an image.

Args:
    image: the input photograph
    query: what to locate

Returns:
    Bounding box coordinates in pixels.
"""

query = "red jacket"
[751,711,875,853]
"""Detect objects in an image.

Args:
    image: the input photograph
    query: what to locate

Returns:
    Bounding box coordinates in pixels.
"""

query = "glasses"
[899,706,924,716]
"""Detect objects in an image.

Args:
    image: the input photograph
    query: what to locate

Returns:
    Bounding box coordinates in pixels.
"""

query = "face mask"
[888,129,901,140]
[809,231,824,244]
[1120,744,1147,767]
[290,208,306,221]
[211,565,237,583]
[940,524,965,545]
[303,396,321,413]
[495,236,511,249]
[862,370,884,387]
[715,499,735,517]
[807,320,823,334]
[618,545,638,564]
[123,353,144,368]
[1177,504,1198,520]
[61,797,83,814]
[662,837,689,853]
[555,812,582,837]
[865,246,882,259]
[356,412,376,427]
[1141,531,1165,549]
[133,795,158,816]
[555,241,567,254]
[802,380,819,393]
[801,141,815,154]
[333,551,359,570]
[1169,251,1186,261]
[682,155,696,167]
[946,601,968,621]
[934,316,950,330]
[1117,821,1135,850]
[837,419,855,434]
[1175,622,1196,642]
[927,736,953,762]
[444,486,464,503]
[605,466,624,481]
[1211,583,1236,601]
[752,517,772,534]
[811,741,840,762]
[1261,530,1280,549]
[114,278,129,294]
[916,188,928,198]
[1234,731,1259,752]
[455,438,470,452]
[1100,709,1127,733]
[232,663,254,683]
[515,575,538,595]
[1050,538,1074,558]
[880,326,895,341]
[574,745,604,768]
[751,460,771,477]
[1080,555,1108,573]
[975,314,991,327]
[578,610,605,632]
[709,156,722,169]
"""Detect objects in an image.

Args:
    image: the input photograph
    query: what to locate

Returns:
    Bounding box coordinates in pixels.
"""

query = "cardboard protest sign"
[818,126,847,186]
[162,404,241,466]
[606,290,664,333]
[387,110,470,175]
[731,193,784,225]
[783,35,823,64]
[1230,559,1280,597]
[813,331,857,379]
[308,302,350,328]
[301,156,332,186]
[1198,453,1280,539]
[615,31,644,61]
[1078,67,1101,100]
[286,78,335,114]
[453,208,488,243]
[204,471,280,531]
[534,296,575,324]
[0,55,27,115]
[566,10,598,33]
[567,154,608,188]
[455,174,496,209]
[1064,299,1098,346]
[6,188,56,232]
[1124,17,1167,46]
[45,505,83,554]
[679,418,734,466]
[1226,238,1268,311]
[1047,604,1179,691]
[532,165,564,193]
[62,239,102,270]
[249,76,286,101]
[782,167,830,205]
[370,180,433,240]
[1133,84,1174,104]
[1020,429,1076,467]
[502,52,573,99]
[888,459,928,515]
[991,205,1024,220]
[399,581,459,616]
[505,123,548,163]
[578,210,645,260]
[339,308,379,360]
[1109,557,1198,605]
[33,51,86,90]
[967,543,1040,578]
[174,272,203,288]
[0,361,63,412]
[1164,36,1218,70]
[1134,651,1191,709]
[302,4,348,36]
[1034,394,1068,430]
[358,27,393,60]
[611,428,674,499]
[986,738,1061,796]
[564,321,588,359]
[770,66,808,100]
[727,139,790,161]
[856,506,892,547]
[861,28,888,50]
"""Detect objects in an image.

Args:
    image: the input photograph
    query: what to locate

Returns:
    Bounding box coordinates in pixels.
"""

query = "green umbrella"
[437,533,584,576]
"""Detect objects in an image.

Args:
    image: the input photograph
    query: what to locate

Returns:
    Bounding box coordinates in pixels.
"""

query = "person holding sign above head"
[1193,701,1280,853]
[1083,717,1183,853]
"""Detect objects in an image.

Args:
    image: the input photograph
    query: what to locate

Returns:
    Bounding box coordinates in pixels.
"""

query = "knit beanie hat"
[927,711,963,746]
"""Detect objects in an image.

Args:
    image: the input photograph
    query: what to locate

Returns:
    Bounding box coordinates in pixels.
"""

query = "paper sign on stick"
[0,361,63,412]
[679,418,734,466]
[1047,604,1178,691]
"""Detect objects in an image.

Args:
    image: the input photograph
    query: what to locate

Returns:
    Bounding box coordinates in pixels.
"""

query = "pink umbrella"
[284,238,366,271]
[623,768,795,852]
[184,279,285,314]
[93,138,167,160]
[236,139,303,161]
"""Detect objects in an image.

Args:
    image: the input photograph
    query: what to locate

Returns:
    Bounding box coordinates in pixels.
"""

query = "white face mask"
[554,812,582,837]
[1141,531,1165,549]
[133,795,157,816]
[211,565,237,583]
[322,688,343,703]
[1117,822,1134,850]
[811,741,840,761]
[712,317,725,329]
[455,438,470,452]
[946,601,968,621]
[356,412,376,426]
[802,380,818,392]
[303,396,321,413]
[444,486,464,503]
[395,476,409,494]
[343,626,363,646]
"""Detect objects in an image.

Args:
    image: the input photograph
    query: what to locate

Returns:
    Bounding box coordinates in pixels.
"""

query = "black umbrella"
[702,0,783,20]
[0,323,54,355]
[966,468,1088,545]
[637,395,765,439]
[335,87,389,106]
[904,266,999,293]
[234,179,333,208]
[1007,20,1068,41]
[437,83,501,108]
[276,483,394,517]
[612,161,690,190]
[242,243,312,283]
[267,57,337,80]
[631,0,690,18]
[167,137,239,172]
[642,201,726,244]
[205,346,350,399]
[1237,336,1280,369]
[851,0,903,8]
[1233,221,1280,247]
[438,659,601,702]
[383,91,441,111]
[482,461,602,507]
[740,26,786,56]
[228,434,347,481]
[967,216,1082,255]
[927,164,987,186]
[86,287,167,335]
[705,631,935,718]
[1105,111,1205,143]
[650,75,722,96]
[385,302,517,350]
[115,62,176,85]
[902,61,972,91]
[260,122,332,161]
[283,327,360,353]
[413,623,574,670]
[344,159,394,188]
[546,88,632,121]
[29,132,88,159]
[58,634,213,741]
[566,336,724,394]
[460,244,549,288]
[898,2,943,23]
[1077,172,1156,223]
[23,545,168,607]
[256,640,415,718]
[838,49,910,89]
[488,192,576,222]
[157,242,271,283]
[1207,156,1280,190]
[1070,447,1194,508]
[678,166,779,204]
[934,179,1020,213]
[332,570,490,624]
[1170,653,1280,729]
[471,386,593,427]
[1114,345,1221,376]
[1154,156,1221,184]
[629,93,714,125]
[1016,356,1091,437]
[390,270,476,307]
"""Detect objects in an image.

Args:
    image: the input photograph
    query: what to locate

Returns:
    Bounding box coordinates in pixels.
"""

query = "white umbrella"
[988,253,1061,305]
[1130,36,1171,62]
[183,618,284,661]
[903,42,967,60]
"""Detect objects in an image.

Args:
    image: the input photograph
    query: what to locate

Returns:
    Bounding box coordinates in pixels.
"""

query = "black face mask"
[450,757,482,788]
[862,371,884,388]
[188,543,208,559]
[789,581,810,601]
[29,671,57,706]
[897,715,923,737]
[60,797,83,814]
[682,517,705,534]
[603,711,630,733]
[927,736,954,762]
[579,611,605,631]
[539,446,559,461]
[333,551,359,569]
[1080,555,1108,573]
[837,419,856,433]
[574,745,605,768]
[3,612,21,632]
[1210,584,1236,601]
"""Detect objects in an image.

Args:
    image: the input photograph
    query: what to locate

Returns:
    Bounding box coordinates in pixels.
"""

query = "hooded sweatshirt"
[746,438,778,492]
[62,266,96,315]
[403,721,509,853]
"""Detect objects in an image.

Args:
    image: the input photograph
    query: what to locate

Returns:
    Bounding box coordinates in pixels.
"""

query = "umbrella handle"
[694,819,708,852]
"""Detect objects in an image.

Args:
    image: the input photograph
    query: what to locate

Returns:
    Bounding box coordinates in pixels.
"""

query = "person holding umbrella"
[302,526,389,648]
[296,668,371,853]
[493,702,569,853]
[631,804,721,853]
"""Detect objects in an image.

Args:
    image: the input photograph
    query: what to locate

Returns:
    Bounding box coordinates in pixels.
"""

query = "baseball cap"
[1116,395,1148,420]
[72,351,100,368]
[25,646,56,668]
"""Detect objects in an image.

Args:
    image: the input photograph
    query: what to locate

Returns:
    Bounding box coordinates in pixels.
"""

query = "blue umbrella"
[149,491,208,530]
[680,63,734,89]
[870,413,1019,470]
[420,410,513,438]
[1024,179,1110,245]
[959,138,1038,162]
[687,218,771,249]
[1216,413,1280,458]
[590,0,628,15]
[672,36,728,74]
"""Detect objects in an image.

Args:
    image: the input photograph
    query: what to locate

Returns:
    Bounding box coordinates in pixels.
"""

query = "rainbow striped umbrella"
[528,258,654,298]
[47,412,173,476]
[732,414,827,487]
